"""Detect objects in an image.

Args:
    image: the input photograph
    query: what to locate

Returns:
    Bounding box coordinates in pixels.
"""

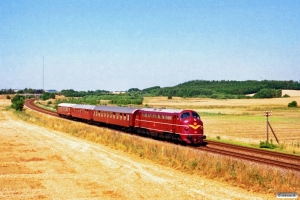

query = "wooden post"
[264,111,272,142]
[264,111,279,144]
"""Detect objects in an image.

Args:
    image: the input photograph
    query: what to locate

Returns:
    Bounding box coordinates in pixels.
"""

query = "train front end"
[179,110,205,145]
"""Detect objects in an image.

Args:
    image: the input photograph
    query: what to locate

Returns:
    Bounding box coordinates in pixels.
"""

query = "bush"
[40,92,55,101]
[253,89,281,98]
[259,141,277,149]
[11,95,25,111]
[288,101,297,107]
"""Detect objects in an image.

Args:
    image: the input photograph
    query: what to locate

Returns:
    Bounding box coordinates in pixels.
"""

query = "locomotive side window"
[192,112,200,119]
[180,112,190,120]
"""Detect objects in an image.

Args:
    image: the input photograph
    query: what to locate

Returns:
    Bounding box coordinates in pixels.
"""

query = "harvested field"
[282,90,300,97]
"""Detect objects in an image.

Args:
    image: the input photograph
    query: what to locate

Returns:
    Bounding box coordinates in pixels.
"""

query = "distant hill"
[141,80,300,99]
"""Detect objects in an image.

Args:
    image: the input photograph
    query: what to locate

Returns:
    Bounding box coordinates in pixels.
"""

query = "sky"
[1,0,300,91]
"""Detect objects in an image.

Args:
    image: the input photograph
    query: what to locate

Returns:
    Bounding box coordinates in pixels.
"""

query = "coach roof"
[58,103,77,107]
[94,106,139,114]
[72,104,96,110]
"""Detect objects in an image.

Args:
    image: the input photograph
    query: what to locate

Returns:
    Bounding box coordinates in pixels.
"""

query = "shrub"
[40,92,55,101]
[288,101,297,107]
[259,141,277,149]
[253,89,281,98]
[11,95,25,111]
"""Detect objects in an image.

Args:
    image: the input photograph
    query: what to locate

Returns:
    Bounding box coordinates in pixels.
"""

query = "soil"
[0,99,274,199]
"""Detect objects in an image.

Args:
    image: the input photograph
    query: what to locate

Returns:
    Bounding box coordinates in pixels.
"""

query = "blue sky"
[1,0,299,91]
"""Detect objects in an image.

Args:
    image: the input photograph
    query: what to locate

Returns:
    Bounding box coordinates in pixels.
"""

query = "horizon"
[2,79,300,92]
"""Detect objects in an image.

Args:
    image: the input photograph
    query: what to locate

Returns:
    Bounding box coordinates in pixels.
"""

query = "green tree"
[11,95,25,111]
[40,92,55,100]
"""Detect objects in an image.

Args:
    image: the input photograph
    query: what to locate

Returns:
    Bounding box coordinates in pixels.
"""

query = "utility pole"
[264,111,279,144]
[264,111,271,142]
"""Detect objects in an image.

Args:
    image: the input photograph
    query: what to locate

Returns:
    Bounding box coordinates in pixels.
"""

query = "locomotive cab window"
[180,112,190,120]
[192,112,200,119]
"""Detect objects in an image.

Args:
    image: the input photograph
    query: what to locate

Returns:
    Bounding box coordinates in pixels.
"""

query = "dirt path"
[0,103,273,199]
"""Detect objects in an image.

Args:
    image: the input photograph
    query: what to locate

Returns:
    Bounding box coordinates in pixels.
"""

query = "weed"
[190,159,198,169]
[259,141,277,149]
[215,161,221,173]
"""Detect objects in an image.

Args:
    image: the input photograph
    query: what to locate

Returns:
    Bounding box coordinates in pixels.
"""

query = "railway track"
[199,143,300,172]
[24,98,58,117]
[24,99,300,172]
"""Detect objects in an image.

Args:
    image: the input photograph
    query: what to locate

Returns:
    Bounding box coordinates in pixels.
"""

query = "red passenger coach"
[57,103,76,117]
[93,106,139,128]
[70,104,96,121]
[135,108,205,145]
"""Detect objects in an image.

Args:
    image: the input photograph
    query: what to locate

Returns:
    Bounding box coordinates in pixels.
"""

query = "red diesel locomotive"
[57,103,205,145]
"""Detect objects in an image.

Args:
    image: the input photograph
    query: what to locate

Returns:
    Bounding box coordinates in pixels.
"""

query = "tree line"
[139,80,300,98]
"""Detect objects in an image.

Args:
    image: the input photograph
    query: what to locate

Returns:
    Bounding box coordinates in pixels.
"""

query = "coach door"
[172,115,178,133]
[136,112,141,127]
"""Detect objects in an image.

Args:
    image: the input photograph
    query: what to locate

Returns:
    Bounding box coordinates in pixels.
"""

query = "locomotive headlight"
[185,126,189,131]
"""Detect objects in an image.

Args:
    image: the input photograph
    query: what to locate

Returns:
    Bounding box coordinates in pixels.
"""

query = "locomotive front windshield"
[192,112,200,119]
[180,112,190,119]
[181,111,200,120]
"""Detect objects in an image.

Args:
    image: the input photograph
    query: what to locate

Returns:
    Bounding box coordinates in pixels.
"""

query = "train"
[57,103,205,145]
